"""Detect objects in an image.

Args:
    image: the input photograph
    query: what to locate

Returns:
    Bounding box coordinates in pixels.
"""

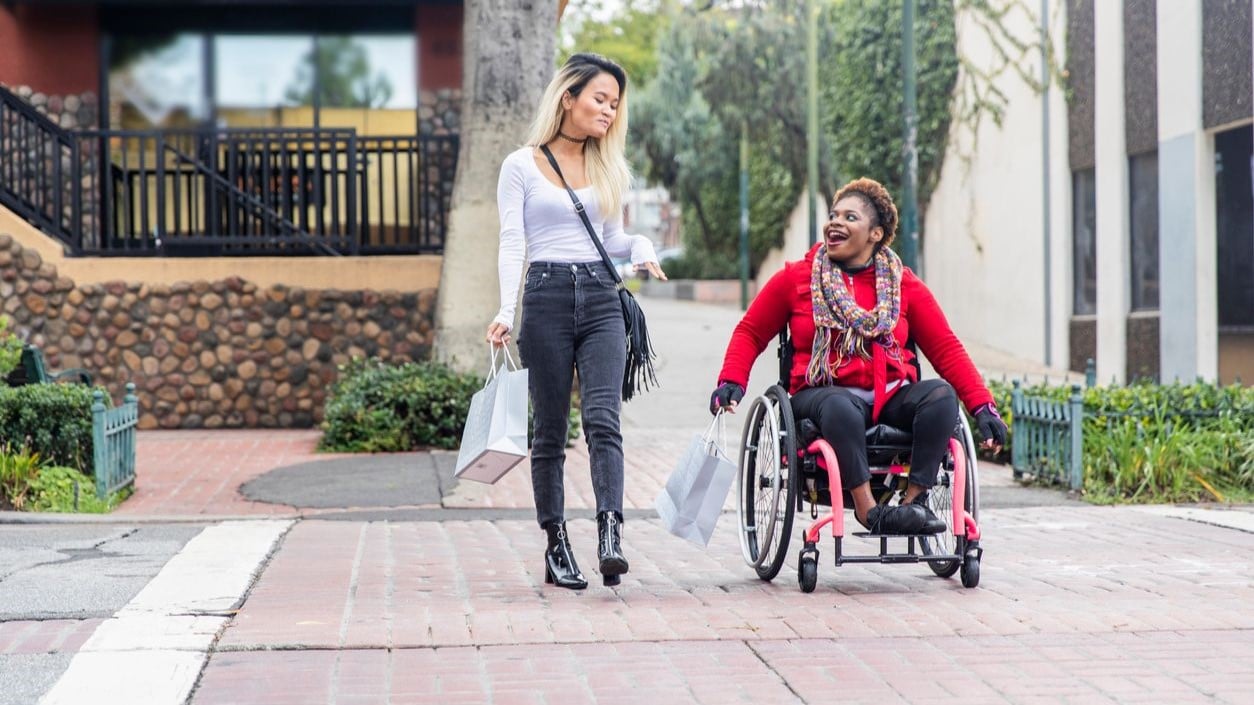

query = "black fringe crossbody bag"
[540,145,658,401]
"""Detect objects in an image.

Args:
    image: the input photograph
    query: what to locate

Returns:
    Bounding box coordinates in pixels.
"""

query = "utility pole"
[900,0,920,273]
[806,0,819,246]
[739,123,750,310]
[1040,0,1053,366]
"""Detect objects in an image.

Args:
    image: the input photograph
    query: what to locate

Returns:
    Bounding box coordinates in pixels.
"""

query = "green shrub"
[320,357,584,453]
[0,316,22,381]
[660,251,739,280]
[0,443,43,509]
[27,466,124,513]
[0,383,99,472]
[999,378,1254,503]
[320,357,483,452]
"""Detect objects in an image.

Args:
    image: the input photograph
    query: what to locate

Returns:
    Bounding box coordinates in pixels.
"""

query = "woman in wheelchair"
[711,178,1006,537]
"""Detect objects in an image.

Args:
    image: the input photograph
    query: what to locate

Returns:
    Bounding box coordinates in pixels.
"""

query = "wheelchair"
[734,331,983,592]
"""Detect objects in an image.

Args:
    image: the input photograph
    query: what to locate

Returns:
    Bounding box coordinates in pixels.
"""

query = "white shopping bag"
[654,413,737,546]
[454,346,529,484]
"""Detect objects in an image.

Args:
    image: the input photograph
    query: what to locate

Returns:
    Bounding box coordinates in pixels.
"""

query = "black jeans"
[790,379,958,491]
[517,261,627,529]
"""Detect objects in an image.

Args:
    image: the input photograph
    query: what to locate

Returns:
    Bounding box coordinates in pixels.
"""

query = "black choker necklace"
[557,131,588,144]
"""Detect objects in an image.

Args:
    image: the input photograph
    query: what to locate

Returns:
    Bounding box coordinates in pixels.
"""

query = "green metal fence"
[92,383,138,499]
[1010,381,1084,490]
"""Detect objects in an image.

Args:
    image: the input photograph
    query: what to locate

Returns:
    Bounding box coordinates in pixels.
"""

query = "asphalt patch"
[241,452,454,508]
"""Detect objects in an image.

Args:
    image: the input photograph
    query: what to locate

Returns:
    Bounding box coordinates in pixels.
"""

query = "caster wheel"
[961,557,980,588]
[798,551,818,593]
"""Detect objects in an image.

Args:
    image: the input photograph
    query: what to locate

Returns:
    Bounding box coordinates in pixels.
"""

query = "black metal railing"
[0,87,84,245]
[0,86,458,257]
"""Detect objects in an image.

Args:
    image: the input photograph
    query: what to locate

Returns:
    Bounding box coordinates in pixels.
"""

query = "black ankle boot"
[543,521,587,590]
[597,511,628,586]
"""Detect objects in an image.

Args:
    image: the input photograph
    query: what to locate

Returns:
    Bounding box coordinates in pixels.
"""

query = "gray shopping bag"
[654,414,736,546]
[454,346,529,484]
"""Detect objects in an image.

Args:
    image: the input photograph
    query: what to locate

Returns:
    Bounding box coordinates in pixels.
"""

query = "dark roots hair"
[832,178,899,248]
[563,52,627,97]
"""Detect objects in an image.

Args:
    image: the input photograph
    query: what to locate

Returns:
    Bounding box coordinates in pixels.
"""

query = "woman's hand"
[973,403,1007,453]
[710,382,745,415]
[638,261,668,281]
[486,322,511,348]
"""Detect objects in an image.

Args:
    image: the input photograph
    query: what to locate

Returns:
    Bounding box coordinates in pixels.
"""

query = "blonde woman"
[486,53,666,590]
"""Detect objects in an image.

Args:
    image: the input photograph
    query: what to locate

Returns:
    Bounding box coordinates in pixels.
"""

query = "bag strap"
[539,145,624,286]
[484,344,519,385]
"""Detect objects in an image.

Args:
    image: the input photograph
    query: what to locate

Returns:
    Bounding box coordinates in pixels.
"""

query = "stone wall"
[420,88,461,136]
[0,233,437,430]
[0,84,98,129]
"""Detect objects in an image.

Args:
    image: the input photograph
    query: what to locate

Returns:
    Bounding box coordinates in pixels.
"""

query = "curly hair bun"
[831,178,899,247]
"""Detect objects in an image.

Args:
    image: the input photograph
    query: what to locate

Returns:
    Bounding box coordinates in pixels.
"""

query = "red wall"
[0,5,99,96]
[415,3,462,91]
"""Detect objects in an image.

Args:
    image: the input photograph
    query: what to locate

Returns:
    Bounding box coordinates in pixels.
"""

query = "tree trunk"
[434,0,558,372]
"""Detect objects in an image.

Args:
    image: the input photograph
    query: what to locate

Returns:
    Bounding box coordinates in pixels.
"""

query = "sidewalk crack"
[745,641,807,704]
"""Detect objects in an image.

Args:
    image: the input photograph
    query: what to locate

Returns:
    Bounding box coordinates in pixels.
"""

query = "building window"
[108,34,208,129]
[1216,125,1254,329]
[1072,168,1097,315]
[109,33,416,132]
[1128,152,1159,311]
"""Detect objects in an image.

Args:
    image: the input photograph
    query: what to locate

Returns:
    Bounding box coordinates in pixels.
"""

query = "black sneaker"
[862,504,928,535]
[911,493,947,534]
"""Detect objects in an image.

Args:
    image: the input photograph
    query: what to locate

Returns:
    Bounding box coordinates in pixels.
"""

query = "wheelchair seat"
[798,418,914,451]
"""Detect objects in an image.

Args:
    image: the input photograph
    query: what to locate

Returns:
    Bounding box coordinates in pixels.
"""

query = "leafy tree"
[559,0,679,87]
[284,37,394,109]
[631,0,958,277]
[819,0,958,225]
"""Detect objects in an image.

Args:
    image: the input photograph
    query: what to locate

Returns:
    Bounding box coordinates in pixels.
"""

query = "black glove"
[710,382,745,415]
[973,403,1007,447]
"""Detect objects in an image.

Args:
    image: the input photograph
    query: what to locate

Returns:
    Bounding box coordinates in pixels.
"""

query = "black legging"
[790,379,958,490]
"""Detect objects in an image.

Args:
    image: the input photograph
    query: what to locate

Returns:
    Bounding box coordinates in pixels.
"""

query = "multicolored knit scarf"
[806,246,903,387]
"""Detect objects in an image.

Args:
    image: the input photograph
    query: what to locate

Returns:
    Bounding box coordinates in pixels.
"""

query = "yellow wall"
[0,204,440,291]
[215,107,417,136]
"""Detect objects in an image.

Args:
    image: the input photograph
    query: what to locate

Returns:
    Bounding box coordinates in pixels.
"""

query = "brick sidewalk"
[191,506,1254,704]
[119,430,323,516]
[123,426,695,518]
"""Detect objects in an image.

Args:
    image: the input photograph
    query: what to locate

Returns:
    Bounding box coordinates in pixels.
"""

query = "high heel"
[543,521,587,590]
[597,511,628,586]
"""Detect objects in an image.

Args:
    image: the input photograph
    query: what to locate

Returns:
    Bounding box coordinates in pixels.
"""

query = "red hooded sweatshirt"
[717,244,993,417]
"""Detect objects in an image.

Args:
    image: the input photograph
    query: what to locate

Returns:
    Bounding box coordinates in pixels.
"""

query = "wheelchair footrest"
[834,533,961,566]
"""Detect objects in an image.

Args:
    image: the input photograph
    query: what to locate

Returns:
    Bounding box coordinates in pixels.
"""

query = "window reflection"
[108,33,416,134]
[108,34,206,129]
[314,35,416,132]
[215,35,315,128]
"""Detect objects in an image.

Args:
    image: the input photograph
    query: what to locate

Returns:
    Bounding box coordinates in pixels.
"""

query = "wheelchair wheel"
[924,415,979,578]
[797,547,818,593]
[961,552,981,588]
[736,384,798,581]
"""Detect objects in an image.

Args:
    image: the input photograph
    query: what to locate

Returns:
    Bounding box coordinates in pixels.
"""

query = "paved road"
[0,524,206,705]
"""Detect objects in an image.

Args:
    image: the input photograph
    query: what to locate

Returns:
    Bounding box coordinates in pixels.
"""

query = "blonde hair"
[525,53,632,218]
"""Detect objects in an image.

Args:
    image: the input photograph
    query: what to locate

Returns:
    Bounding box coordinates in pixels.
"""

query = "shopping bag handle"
[485,344,520,385]
[703,410,730,460]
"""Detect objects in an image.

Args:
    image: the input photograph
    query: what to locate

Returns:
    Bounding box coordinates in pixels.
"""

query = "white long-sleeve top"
[493,147,658,330]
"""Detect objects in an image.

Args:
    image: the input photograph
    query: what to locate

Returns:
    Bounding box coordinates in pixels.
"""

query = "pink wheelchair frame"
[734,331,984,592]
